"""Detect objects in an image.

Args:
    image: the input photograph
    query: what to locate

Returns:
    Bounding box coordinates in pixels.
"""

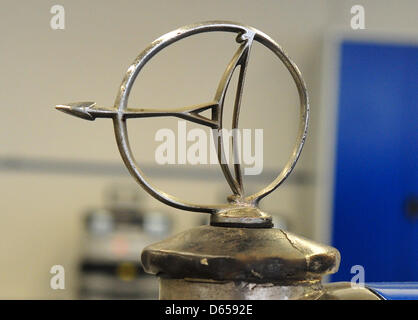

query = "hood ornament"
[56,21,382,300]
[56,21,309,229]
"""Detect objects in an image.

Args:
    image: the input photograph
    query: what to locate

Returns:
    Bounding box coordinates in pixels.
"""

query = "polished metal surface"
[56,21,309,227]
[160,280,382,300]
[142,225,340,283]
[159,278,325,300]
[320,282,381,300]
[362,283,418,300]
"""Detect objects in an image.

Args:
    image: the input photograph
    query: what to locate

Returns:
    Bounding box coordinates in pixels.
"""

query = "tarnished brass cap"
[141,225,340,284]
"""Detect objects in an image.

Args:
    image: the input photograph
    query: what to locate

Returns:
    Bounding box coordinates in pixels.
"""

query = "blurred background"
[0,0,416,299]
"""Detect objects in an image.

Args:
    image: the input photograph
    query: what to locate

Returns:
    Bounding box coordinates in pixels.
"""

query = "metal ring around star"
[112,21,309,214]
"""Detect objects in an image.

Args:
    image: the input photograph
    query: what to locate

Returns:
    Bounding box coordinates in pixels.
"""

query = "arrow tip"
[55,101,96,121]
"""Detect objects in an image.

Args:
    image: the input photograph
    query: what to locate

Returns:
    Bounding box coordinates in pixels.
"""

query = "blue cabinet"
[331,40,418,282]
